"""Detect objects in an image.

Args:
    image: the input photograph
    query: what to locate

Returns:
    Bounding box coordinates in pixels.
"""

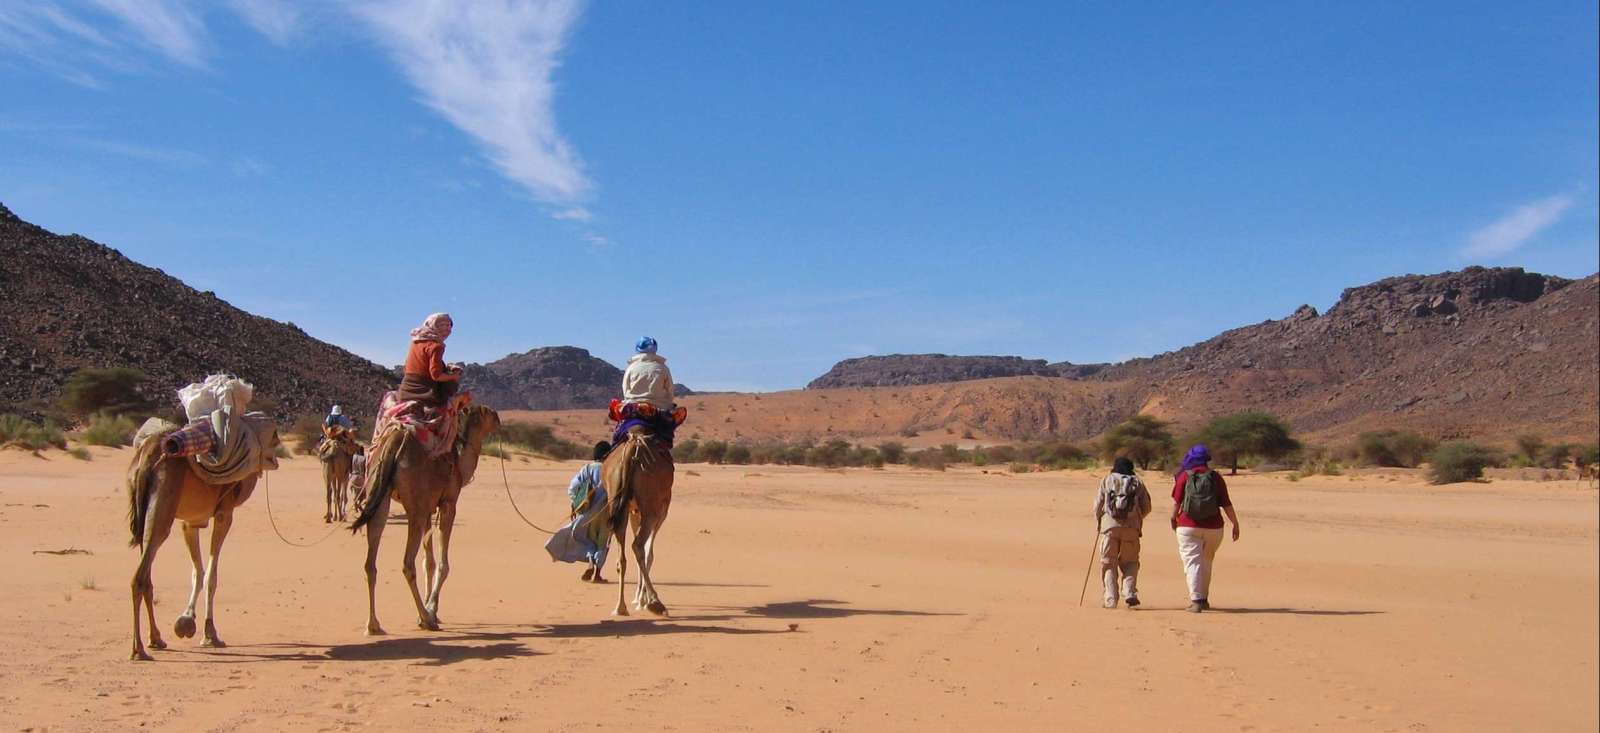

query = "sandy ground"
[1,445,1595,732]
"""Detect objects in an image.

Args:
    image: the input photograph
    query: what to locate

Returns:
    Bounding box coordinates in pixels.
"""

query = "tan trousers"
[1176,526,1225,602]
[1099,527,1141,605]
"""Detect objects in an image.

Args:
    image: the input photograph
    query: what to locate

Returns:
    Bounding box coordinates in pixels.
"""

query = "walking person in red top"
[1170,444,1242,613]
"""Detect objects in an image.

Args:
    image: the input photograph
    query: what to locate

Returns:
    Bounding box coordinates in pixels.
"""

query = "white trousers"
[1175,527,1225,602]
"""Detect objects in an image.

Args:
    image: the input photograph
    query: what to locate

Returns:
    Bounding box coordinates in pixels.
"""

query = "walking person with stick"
[1088,457,1153,608]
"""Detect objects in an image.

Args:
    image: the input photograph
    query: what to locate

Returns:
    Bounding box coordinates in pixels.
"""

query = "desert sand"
[0,445,1595,732]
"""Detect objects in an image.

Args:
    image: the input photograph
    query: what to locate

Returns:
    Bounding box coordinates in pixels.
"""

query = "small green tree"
[1356,430,1436,468]
[672,439,701,463]
[1514,434,1546,465]
[1193,412,1301,474]
[1428,442,1494,484]
[59,367,153,417]
[1101,415,1174,470]
[876,441,906,464]
[724,444,752,465]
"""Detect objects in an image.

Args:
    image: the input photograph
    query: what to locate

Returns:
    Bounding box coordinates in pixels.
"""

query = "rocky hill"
[0,203,395,421]
[808,354,1106,389]
[461,347,622,411]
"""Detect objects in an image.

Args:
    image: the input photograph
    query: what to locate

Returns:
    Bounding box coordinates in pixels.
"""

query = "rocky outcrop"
[462,346,695,411]
[0,203,395,421]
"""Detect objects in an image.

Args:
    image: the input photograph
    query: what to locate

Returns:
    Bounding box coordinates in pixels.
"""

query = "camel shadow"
[322,633,541,665]
[698,598,959,620]
[1207,607,1382,616]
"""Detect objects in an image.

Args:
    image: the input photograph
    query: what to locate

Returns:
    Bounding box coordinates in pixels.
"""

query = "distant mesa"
[807,354,1107,389]
[460,346,693,412]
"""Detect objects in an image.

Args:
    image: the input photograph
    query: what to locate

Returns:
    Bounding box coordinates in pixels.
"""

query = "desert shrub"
[805,439,853,467]
[908,448,946,471]
[899,427,919,438]
[984,444,1018,464]
[1101,415,1174,470]
[1537,443,1576,469]
[724,444,752,465]
[289,415,324,455]
[0,414,67,450]
[1514,434,1546,465]
[480,442,511,460]
[673,439,701,462]
[59,367,153,417]
[499,421,584,459]
[67,446,91,461]
[876,441,906,464]
[83,412,137,447]
[1428,442,1495,484]
[698,440,728,464]
[940,443,962,463]
[1192,412,1300,474]
[1022,440,1093,471]
[961,429,976,440]
[1008,462,1032,473]
[970,450,988,467]
[1356,430,1436,468]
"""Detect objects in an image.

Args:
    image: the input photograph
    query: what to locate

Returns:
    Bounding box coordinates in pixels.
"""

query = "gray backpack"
[1107,475,1141,520]
[1180,469,1222,523]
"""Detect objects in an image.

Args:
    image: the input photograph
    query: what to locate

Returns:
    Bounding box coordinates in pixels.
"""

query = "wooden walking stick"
[1078,514,1102,607]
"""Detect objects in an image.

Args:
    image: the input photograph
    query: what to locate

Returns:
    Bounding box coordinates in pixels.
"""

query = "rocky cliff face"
[807,354,1105,389]
[0,202,395,420]
[462,346,696,411]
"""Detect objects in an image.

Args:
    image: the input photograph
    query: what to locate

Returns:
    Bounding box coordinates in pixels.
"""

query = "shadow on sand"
[1141,606,1382,616]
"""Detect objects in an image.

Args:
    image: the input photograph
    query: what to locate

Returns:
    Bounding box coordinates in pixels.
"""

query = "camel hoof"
[612,606,629,617]
[201,637,226,648]
[324,516,332,524]
[148,637,167,650]
[366,625,387,637]
[173,615,196,639]
[131,650,154,661]
[646,601,669,616]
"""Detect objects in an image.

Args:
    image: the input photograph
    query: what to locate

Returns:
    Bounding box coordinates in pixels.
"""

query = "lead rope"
[262,468,343,548]
[499,437,559,535]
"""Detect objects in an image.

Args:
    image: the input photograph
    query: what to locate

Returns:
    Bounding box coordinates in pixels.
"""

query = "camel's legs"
[362,503,389,636]
[424,503,455,625]
[640,514,666,613]
[174,523,203,639]
[401,512,436,630]
[634,515,667,615]
[422,525,437,609]
[129,479,178,661]
[324,466,334,523]
[612,521,629,616]
[335,473,348,522]
[200,508,233,647]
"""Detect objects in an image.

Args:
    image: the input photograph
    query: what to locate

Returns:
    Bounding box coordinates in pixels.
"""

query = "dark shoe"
[1124,596,1140,608]
[1198,599,1210,610]
[1186,602,1203,613]
[580,567,594,581]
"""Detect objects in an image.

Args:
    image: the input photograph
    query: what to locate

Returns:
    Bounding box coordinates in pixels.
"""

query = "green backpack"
[1180,470,1222,523]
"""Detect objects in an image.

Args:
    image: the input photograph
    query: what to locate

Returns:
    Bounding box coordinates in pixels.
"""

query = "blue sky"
[2,1,1596,392]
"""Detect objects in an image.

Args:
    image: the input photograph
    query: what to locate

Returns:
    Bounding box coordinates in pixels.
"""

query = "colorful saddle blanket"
[372,390,473,459]
[608,399,686,447]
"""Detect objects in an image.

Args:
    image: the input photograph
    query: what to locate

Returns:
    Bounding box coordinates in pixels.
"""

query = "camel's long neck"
[456,422,489,486]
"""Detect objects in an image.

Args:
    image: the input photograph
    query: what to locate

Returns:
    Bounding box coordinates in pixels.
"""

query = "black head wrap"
[1112,457,1136,476]
[592,441,612,462]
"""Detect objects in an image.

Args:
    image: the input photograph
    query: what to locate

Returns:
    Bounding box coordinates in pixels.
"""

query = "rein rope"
[498,436,559,535]
[262,469,342,548]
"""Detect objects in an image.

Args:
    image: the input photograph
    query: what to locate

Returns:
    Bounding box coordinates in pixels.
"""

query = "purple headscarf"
[1176,444,1210,476]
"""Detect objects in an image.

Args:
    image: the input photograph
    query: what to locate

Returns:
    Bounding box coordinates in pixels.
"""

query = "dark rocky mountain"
[807,354,1106,389]
[461,346,695,411]
[0,202,395,421]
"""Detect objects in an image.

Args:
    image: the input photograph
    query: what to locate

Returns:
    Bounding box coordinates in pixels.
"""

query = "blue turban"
[635,336,658,354]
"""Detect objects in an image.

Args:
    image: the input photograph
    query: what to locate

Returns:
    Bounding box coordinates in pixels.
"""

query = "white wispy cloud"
[347,0,591,211]
[88,0,209,68]
[71,136,208,167]
[552,207,592,222]
[1462,193,1575,260]
[227,0,300,46]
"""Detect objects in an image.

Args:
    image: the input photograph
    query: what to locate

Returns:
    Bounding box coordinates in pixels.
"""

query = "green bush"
[67,446,92,461]
[1575,444,1600,473]
[1191,411,1301,474]
[673,439,701,463]
[1101,415,1174,470]
[1536,443,1575,469]
[480,442,511,460]
[1514,434,1546,465]
[1356,430,1437,468]
[1008,462,1032,473]
[876,441,906,464]
[1428,442,1495,484]
[908,448,946,471]
[60,367,154,417]
[725,444,752,464]
[0,414,67,450]
[83,412,137,447]
[698,440,728,464]
[499,421,585,459]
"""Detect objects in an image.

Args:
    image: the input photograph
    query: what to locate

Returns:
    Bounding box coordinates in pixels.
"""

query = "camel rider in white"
[324,405,353,431]
[622,337,675,411]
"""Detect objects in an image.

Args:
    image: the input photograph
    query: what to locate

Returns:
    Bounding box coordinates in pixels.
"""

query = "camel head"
[454,405,501,486]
